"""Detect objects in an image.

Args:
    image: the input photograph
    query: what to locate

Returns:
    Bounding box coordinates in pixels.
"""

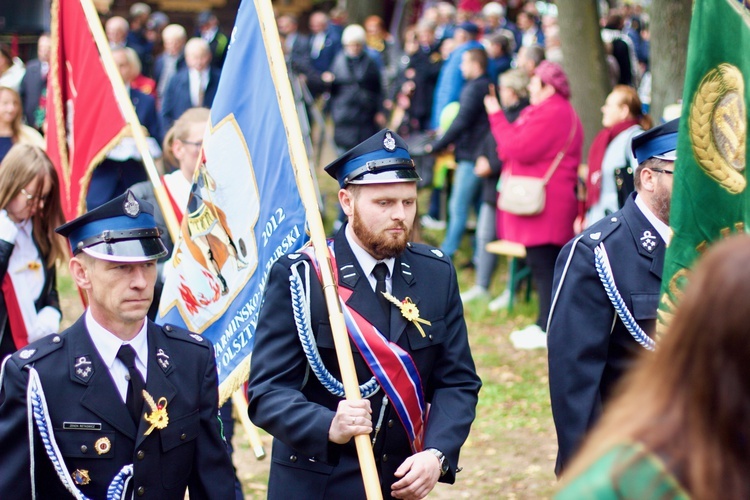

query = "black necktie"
[372,263,391,320]
[116,344,146,426]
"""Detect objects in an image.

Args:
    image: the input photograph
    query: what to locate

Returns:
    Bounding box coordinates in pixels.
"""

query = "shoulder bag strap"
[542,116,578,185]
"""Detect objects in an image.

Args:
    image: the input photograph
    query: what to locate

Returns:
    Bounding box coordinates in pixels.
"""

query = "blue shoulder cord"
[594,243,656,351]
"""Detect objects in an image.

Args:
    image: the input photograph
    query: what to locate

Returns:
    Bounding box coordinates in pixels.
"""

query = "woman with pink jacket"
[484,61,583,349]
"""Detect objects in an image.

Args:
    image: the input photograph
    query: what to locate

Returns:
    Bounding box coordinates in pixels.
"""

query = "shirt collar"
[634,193,671,244]
[85,309,149,371]
[344,224,395,278]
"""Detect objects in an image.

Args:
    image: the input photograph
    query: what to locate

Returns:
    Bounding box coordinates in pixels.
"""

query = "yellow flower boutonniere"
[382,292,432,337]
[142,390,169,435]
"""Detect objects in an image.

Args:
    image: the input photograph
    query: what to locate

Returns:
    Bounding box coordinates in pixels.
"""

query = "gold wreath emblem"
[142,390,169,436]
[689,63,746,194]
[382,292,432,337]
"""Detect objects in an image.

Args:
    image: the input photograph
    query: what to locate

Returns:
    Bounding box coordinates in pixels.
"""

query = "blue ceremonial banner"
[157,2,308,402]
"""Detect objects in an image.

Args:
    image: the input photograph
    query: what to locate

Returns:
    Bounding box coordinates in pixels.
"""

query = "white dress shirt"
[85,310,149,403]
[345,225,395,294]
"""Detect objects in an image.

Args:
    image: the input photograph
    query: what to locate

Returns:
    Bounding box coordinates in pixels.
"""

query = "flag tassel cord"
[253,0,381,497]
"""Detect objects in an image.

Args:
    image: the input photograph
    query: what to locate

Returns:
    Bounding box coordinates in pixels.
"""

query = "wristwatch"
[425,448,449,477]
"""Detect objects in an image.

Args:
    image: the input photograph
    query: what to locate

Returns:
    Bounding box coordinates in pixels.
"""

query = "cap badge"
[641,230,657,253]
[383,131,396,152]
[74,355,93,381]
[72,469,91,485]
[123,191,141,218]
[95,437,112,455]
[19,349,36,360]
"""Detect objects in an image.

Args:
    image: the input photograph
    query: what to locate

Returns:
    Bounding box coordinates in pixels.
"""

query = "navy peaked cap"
[56,190,168,262]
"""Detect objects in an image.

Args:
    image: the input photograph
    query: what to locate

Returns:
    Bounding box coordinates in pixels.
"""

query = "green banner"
[658,0,750,333]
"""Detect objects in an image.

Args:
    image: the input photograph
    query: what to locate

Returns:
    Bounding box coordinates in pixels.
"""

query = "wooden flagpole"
[78,0,179,244]
[254,0,381,498]
[78,0,266,461]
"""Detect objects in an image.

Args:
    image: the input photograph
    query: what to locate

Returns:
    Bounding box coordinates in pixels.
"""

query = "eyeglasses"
[180,139,203,148]
[648,168,674,175]
[20,187,49,204]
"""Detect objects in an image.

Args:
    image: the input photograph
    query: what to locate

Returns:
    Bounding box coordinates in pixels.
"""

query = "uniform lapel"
[389,252,418,344]
[72,317,137,439]
[136,323,178,446]
[623,196,665,280]
[334,230,390,335]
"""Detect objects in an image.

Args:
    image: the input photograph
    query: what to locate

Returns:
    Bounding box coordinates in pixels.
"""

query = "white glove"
[27,306,62,343]
[0,209,18,244]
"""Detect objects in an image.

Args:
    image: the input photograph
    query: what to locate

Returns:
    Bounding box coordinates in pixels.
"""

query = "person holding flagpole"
[0,191,235,499]
[247,128,481,499]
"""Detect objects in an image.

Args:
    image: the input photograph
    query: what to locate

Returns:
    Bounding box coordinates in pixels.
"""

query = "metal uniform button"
[180,433,187,441]
[289,455,297,463]
[52,336,61,343]
[137,450,145,460]
[382,454,388,462]
[136,486,145,496]
[80,445,88,453]
[387,419,394,428]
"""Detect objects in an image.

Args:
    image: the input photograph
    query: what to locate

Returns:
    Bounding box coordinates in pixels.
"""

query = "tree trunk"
[557,0,611,158]
[649,0,692,122]
[339,0,384,24]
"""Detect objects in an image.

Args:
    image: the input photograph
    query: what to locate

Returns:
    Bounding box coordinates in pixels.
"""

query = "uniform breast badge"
[72,469,91,485]
[142,390,169,435]
[382,292,432,337]
[95,437,111,455]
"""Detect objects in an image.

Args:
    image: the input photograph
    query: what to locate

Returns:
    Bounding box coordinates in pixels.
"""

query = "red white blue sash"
[303,242,426,452]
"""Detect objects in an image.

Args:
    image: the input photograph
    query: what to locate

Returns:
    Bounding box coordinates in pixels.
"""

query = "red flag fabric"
[46,0,126,220]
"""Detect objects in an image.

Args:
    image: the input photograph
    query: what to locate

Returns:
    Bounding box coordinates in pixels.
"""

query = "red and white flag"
[46,0,126,220]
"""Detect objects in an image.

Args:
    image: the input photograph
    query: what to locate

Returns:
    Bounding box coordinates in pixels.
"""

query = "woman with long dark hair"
[558,235,750,499]
[0,144,67,360]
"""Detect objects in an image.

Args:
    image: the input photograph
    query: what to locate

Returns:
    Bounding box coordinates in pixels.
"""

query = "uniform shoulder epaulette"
[405,242,451,263]
[11,333,65,367]
[578,215,623,249]
[161,323,210,348]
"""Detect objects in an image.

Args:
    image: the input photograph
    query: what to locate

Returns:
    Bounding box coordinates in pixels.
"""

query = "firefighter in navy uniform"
[0,191,235,499]
[547,118,679,476]
[247,129,481,499]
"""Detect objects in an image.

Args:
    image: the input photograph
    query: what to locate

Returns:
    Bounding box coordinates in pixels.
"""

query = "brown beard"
[351,207,411,260]
[653,183,671,225]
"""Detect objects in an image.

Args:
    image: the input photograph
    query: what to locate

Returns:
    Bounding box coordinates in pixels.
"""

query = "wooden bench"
[485,240,533,312]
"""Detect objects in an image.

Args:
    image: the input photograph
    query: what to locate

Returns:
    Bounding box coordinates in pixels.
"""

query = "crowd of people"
[7,1,747,499]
